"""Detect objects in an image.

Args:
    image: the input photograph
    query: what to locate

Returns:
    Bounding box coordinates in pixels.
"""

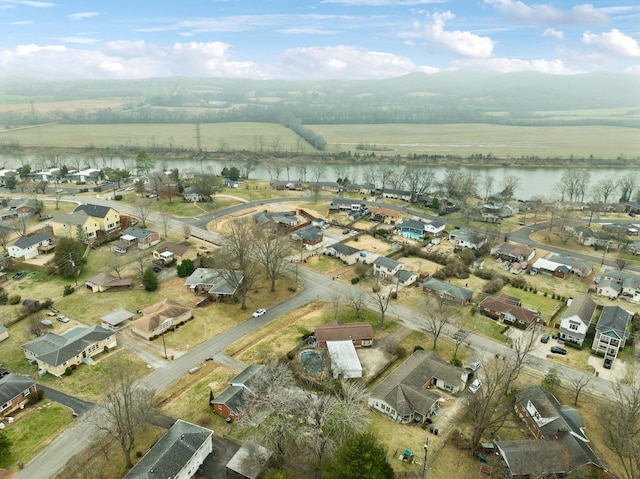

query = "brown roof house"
[495,385,606,478]
[479,295,541,330]
[370,207,402,225]
[131,299,193,340]
[84,272,132,293]
[0,372,38,416]
[153,241,190,265]
[558,295,596,346]
[211,365,265,423]
[314,321,374,348]
[368,350,468,424]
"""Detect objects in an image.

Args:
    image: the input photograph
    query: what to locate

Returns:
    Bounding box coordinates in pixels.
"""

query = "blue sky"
[1,0,639,79]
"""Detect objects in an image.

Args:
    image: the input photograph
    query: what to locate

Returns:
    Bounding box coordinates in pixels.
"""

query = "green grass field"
[2,121,639,160]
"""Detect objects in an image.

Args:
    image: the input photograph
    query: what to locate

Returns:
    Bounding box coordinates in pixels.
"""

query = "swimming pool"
[402,232,423,240]
[300,351,324,374]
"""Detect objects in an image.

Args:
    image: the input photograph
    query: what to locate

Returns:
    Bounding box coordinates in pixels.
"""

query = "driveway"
[37,385,94,416]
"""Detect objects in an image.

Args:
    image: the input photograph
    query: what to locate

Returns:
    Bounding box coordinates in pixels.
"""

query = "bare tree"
[28,316,44,337]
[0,229,10,250]
[135,202,151,228]
[132,252,149,279]
[601,380,640,479]
[567,374,593,406]
[468,327,536,451]
[54,188,64,209]
[191,173,224,202]
[482,174,494,200]
[422,295,455,350]
[253,228,292,292]
[619,173,639,202]
[110,254,124,279]
[616,257,631,271]
[404,166,435,203]
[371,280,391,327]
[347,290,367,320]
[160,214,171,238]
[499,175,520,202]
[330,292,342,322]
[182,223,191,240]
[94,355,158,469]
[556,170,583,202]
[9,216,27,237]
[594,176,618,205]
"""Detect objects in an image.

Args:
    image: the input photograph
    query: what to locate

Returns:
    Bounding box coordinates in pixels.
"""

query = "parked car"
[350,230,358,236]
[252,308,267,318]
[550,346,567,355]
[604,358,613,369]
[152,266,162,273]
[468,378,482,394]
[40,319,53,327]
[57,315,70,323]
[342,229,350,235]
[49,307,59,314]
[540,334,550,343]
[468,361,480,372]
[12,271,26,280]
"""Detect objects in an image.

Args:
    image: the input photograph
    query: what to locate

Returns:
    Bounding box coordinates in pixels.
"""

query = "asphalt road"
[37,385,94,416]
[14,194,634,478]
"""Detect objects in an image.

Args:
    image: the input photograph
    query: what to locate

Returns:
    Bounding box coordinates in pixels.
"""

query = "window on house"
[23,388,30,397]
[569,323,579,331]
[88,344,100,354]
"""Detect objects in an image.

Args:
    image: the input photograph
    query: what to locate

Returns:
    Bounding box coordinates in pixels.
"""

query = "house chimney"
[556,428,568,438]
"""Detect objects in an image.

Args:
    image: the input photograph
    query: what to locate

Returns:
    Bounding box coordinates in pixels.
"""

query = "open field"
[0,98,139,114]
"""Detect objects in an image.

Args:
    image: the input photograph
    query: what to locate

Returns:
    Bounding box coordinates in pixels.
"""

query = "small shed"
[226,441,272,479]
[326,340,363,379]
[101,309,135,331]
[0,325,8,343]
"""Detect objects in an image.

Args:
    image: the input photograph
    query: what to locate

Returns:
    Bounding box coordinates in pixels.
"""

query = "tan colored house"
[131,299,193,340]
[50,210,101,240]
[85,272,132,292]
[21,325,117,377]
[153,241,190,265]
[73,204,120,233]
[370,207,402,225]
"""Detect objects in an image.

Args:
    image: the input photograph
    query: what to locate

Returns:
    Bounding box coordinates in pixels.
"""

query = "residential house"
[398,219,429,239]
[211,365,265,422]
[395,269,418,286]
[369,207,402,225]
[71,168,101,184]
[571,226,596,246]
[601,269,640,302]
[373,256,403,280]
[532,255,592,278]
[491,243,536,263]
[422,277,473,305]
[449,229,487,250]
[73,204,120,233]
[424,219,446,236]
[329,199,365,214]
[253,210,299,232]
[130,299,193,340]
[558,295,596,346]
[314,321,374,348]
[153,241,190,265]
[101,309,135,331]
[631,241,640,256]
[4,198,39,219]
[118,226,161,250]
[624,200,640,214]
[310,181,340,192]
[592,306,631,361]
[50,210,100,241]
[183,185,210,202]
[226,441,272,479]
[185,268,244,301]
[495,385,605,478]
[326,340,363,379]
[380,188,411,202]
[475,202,519,223]
[224,179,240,188]
[325,243,362,265]
[8,233,52,260]
[479,295,540,330]
[84,272,132,292]
[21,325,117,377]
[290,225,323,249]
[269,180,303,191]
[0,373,37,416]
[123,420,213,479]
[368,351,468,424]
[596,279,622,299]
[0,325,8,343]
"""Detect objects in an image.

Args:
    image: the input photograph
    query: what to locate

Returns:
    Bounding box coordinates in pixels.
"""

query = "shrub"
[351,277,359,284]
[450,357,463,367]
[63,285,74,296]
[8,295,21,305]
[413,345,424,352]
[64,367,73,376]
[390,291,397,299]
[177,259,196,278]
[483,278,504,294]
[474,270,495,280]
[114,195,123,201]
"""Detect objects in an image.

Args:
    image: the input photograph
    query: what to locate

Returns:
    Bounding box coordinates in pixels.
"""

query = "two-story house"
[558,295,596,346]
[592,306,631,363]
[73,204,120,233]
[373,256,403,280]
[8,233,52,260]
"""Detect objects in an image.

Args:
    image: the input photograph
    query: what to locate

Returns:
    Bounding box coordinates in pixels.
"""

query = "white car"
[252,308,267,318]
[468,378,482,394]
[57,315,70,323]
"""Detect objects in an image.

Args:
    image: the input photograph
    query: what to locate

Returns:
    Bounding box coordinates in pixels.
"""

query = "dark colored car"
[550,346,567,355]
[604,358,613,369]
[12,271,26,280]
[540,334,550,344]
[152,266,162,273]
[342,229,350,235]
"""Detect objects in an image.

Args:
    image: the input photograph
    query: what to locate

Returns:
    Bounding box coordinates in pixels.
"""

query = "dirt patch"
[345,234,393,256]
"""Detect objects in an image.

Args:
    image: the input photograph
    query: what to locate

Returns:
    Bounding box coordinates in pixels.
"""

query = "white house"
[449,229,487,250]
[8,233,51,260]
[373,256,404,280]
[424,219,446,236]
[558,295,596,346]
[592,306,631,362]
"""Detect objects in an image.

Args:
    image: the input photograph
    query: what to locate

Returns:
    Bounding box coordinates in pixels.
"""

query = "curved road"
[14,194,633,478]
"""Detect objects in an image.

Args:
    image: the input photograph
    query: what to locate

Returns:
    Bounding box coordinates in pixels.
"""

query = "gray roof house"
[123,419,213,479]
[449,229,487,250]
[0,373,38,416]
[185,268,244,298]
[422,277,473,305]
[226,441,272,479]
[326,243,362,265]
[373,256,404,280]
[211,365,265,422]
[368,350,468,424]
[8,233,52,260]
[558,295,596,346]
[496,385,605,478]
[592,306,631,360]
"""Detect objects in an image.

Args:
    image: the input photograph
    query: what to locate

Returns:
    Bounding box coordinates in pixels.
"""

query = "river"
[1,154,638,201]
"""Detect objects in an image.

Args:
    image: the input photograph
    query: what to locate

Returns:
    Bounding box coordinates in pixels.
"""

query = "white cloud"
[55,36,97,44]
[0,0,55,7]
[321,0,444,5]
[6,20,31,24]
[542,28,564,40]
[582,29,640,58]
[278,27,338,35]
[276,45,438,80]
[69,12,99,20]
[422,11,495,58]
[484,0,608,25]
[452,57,580,74]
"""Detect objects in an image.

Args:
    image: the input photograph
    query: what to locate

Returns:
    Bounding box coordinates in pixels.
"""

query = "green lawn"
[0,403,74,470]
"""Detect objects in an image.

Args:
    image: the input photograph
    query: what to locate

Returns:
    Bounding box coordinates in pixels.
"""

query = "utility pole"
[162,333,168,360]
[421,437,429,479]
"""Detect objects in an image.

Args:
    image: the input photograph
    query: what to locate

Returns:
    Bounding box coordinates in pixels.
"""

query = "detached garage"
[326,340,363,379]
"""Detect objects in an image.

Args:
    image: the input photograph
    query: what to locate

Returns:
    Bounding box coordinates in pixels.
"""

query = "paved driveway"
[38,385,94,416]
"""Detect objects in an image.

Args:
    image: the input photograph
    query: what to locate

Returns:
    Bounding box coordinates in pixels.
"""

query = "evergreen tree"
[0,431,11,464]
[322,431,394,479]
[142,267,158,291]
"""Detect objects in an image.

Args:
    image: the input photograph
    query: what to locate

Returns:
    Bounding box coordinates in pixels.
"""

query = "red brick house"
[314,321,374,348]
[0,372,38,416]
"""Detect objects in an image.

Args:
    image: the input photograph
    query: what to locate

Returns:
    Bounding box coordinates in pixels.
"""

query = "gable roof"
[123,420,213,479]
[11,233,50,250]
[595,306,631,340]
[155,241,190,257]
[85,272,132,288]
[121,226,158,239]
[51,210,91,226]
[422,277,473,302]
[213,365,266,416]
[185,268,244,295]
[373,256,402,271]
[226,441,272,479]
[131,299,192,333]
[479,296,539,328]
[399,219,428,231]
[315,321,374,343]
[0,373,36,406]
[562,295,596,326]
[74,204,114,219]
[22,325,114,367]
[328,242,360,257]
[427,219,446,229]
